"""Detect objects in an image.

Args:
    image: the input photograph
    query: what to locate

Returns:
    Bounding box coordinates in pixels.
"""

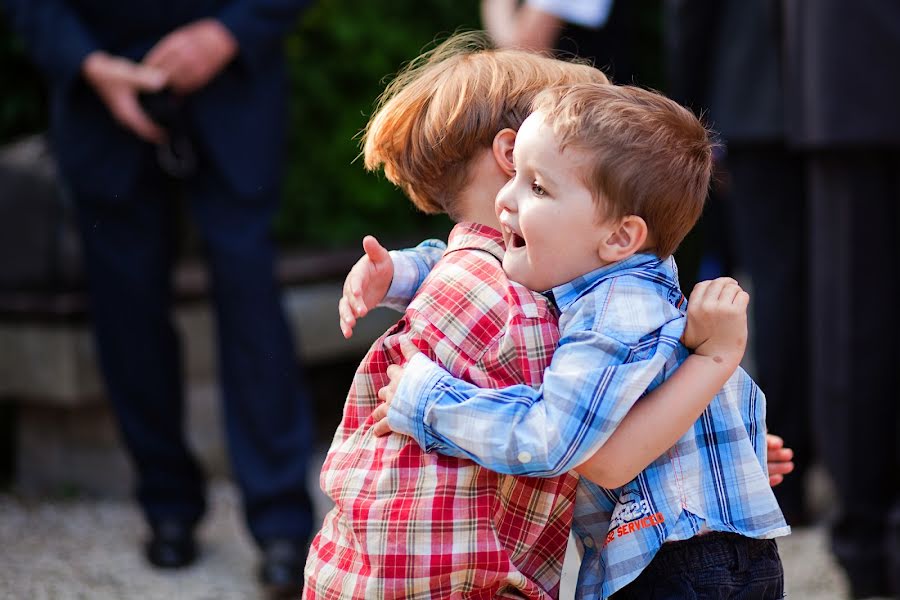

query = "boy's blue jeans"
[611,532,785,599]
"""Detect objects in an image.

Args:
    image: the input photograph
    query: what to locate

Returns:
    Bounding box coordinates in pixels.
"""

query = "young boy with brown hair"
[305,34,755,599]
[379,83,790,599]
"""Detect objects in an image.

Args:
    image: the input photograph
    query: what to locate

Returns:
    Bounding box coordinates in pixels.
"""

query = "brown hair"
[362,31,608,219]
[533,83,713,257]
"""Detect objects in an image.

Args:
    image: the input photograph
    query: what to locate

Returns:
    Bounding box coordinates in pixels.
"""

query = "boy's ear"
[492,128,517,177]
[598,215,649,263]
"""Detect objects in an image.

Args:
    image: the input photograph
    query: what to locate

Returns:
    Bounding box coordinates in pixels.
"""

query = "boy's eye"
[531,181,546,196]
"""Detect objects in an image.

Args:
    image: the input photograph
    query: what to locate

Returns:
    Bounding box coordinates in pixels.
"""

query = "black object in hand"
[138,89,197,179]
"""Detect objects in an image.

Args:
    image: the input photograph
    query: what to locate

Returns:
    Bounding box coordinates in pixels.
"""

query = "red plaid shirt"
[305,223,577,599]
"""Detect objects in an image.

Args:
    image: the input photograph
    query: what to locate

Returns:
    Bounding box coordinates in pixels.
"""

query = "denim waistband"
[650,532,777,574]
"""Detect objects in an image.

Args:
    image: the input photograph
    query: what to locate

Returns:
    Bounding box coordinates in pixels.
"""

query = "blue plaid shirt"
[387,253,790,599]
[383,239,448,312]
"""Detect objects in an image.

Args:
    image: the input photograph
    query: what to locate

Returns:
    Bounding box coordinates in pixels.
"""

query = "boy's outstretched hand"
[681,277,749,369]
[339,236,393,339]
[766,434,795,487]
[372,339,420,436]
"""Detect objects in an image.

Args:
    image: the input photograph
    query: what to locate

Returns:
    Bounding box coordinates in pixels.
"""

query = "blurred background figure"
[669,0,900,597]
[480,0,638,85]
[783,1,900,597]
[665,0,812,530]
[2,0,316,596]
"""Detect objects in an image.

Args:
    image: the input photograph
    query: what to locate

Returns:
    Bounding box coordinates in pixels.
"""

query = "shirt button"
[517,451,532,464]
[583,537,595,548]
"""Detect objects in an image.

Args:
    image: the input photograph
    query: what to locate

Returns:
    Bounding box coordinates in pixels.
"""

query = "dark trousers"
[73,153,314,545]
[725,144,812,523]
[807,150,900,596]
[611,533,784,599]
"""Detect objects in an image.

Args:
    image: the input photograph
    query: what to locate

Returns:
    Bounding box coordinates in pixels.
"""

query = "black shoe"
[259,539,308,599]
[145,519,197,569]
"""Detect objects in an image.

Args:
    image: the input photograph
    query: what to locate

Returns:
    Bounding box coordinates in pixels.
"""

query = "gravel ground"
[0,477,856,600]
[0,447,858,600]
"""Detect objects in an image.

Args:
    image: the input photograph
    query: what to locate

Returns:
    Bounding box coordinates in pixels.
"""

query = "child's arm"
[574,278,748,487]
[374,278,747,487]
[375,279,749,479]
[338,235,445,338]
[578,282,795,488]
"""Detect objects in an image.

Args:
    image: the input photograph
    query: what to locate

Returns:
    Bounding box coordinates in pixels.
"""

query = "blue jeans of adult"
[611,532,784,599]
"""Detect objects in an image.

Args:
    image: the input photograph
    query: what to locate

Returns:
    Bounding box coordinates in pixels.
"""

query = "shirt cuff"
[382,250,420,312]
[386,352,447,451]
[526,0,614,28]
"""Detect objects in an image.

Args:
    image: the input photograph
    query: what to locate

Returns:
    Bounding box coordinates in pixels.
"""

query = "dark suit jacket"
[4,0,310,199]
[665,0,785,143]
[668,0,900,147]
[783,0,900,147]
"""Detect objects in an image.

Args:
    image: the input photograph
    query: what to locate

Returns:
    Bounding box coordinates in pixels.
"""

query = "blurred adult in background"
[782,2,900,597]
[672,1,900,597]
[2,0,315,596]
[665,0,812,531]
[480,0,638,84]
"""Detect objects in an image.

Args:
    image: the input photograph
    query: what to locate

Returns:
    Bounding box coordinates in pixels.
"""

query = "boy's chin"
[502,260,543,292]
[503,261,523,284]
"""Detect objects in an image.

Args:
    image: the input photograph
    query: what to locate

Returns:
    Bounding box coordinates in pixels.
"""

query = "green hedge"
[279,1,478,247]
[0,23,47,143]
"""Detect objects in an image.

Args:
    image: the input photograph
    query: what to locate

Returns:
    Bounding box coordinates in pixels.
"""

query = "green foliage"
[278,0,478,247]
[0,19,47,142]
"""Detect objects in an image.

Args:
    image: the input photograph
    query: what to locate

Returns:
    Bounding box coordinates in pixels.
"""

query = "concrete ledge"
[16,403,134,497]
[0,278,399,406]
[7,277,401,496]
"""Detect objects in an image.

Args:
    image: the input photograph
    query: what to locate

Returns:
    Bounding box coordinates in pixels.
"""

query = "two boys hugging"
[307,32,791,600]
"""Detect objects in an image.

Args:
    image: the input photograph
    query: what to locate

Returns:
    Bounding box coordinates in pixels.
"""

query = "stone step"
[8,280,400,496]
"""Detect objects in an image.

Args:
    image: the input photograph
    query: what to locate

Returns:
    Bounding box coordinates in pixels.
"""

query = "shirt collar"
[444,222,506,263]
[550,253,677,312]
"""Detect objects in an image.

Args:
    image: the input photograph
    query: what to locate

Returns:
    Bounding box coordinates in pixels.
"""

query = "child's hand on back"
[339,236,393,339]
[765,434,795,487]
[681,277,749,369]
[371,339,420,436]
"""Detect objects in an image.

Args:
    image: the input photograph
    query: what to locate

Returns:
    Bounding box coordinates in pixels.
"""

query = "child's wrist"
[692,346,743,374]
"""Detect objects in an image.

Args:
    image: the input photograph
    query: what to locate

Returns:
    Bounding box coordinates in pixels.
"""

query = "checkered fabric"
[389,253,790,598]
[305,223,577,599]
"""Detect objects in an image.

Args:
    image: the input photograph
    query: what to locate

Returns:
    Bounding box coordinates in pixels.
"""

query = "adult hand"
[339,236,393,339]
[766,434,795,487]
[481,0,518,47]
[480,0,562,51]
[681,277,749,369]
[371,339,419,436]
[81,51,168,143]
[144,19,237,95]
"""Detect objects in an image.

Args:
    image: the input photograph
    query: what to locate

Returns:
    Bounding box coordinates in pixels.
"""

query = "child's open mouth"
[502,225,526,249]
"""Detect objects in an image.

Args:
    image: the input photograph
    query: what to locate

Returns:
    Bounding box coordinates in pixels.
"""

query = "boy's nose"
[495,183,516,215]
[497,208,517,231]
